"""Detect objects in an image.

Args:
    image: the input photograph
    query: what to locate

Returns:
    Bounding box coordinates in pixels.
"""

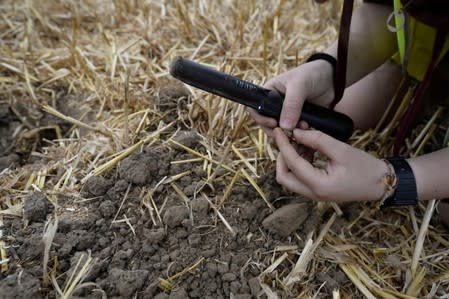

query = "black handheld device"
[169,56,354,141]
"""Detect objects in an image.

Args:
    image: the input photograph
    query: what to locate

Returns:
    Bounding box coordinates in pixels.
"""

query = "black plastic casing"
[170,57,354,141]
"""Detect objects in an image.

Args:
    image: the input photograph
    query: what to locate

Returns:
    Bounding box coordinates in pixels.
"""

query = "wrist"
[306,54,335,89]
[305,58,335,106]
[406,158,422,200]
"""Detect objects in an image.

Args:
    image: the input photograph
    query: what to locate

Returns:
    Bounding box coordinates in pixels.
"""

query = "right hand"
[248,59,335,132]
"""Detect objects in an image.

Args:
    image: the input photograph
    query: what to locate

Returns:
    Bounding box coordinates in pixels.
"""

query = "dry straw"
[0,0,448,297]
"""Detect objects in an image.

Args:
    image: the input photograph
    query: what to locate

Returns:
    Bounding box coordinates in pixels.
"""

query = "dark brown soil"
[0,75,363,298]
[0,122,350,298]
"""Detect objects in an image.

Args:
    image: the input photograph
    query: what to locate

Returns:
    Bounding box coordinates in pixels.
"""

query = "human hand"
[273,128,389,202]
[248,59,335,132]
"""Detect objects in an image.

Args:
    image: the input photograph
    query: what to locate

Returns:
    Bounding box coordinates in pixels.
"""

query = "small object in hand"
[282,128,294,140]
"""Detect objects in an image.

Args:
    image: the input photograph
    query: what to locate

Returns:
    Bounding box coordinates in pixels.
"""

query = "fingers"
[247,108,277,128]
[280,82,306,129]
[264,78,286,94]
[265,77,306,130]
[276,153,313,198]
[300,146,315,163]
[273,128,319,186]
[260,125,274,138]
[298,121,309,130]
[290,142,313,162]
[293,129,347,161]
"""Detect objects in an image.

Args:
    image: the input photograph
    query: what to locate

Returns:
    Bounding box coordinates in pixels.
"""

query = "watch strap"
[381,157,418,207]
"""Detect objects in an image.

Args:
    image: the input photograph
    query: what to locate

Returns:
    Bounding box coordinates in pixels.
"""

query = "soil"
[1,145,329,298]
[0,93,93,172]
[0,90,354,298]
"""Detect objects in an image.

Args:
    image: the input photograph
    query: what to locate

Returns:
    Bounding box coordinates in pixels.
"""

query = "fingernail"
[280,119,293,130]
[293,129,303,136]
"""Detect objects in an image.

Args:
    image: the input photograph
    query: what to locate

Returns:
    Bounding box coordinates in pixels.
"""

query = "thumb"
[279,83,307,130]
[293,129,347,160]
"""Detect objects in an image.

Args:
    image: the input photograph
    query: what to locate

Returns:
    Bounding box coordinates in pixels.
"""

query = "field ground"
[1,0,449,298]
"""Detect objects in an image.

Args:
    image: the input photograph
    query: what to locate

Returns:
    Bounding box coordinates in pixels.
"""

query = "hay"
[1,0,448,297]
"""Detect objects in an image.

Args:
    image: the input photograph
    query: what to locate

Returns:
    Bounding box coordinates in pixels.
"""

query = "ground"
[1,1,449,298]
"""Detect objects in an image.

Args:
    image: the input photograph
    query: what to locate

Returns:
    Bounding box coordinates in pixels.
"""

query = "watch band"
[381,157,418,208]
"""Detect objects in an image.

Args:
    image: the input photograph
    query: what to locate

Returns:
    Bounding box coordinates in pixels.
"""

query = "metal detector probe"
[170,56,354,141]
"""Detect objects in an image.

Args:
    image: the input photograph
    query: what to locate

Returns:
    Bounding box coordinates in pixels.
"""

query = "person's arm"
[324,3,397,87]
[250,3,397,130]
[274,128,449,203]
[408,148,449,201]
[273,128,389,202]
[334,56,402,131]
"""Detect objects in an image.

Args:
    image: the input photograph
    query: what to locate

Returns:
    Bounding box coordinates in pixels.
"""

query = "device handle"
[261,90,354,141]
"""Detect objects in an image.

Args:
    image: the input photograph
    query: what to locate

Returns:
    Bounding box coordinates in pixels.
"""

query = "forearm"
[335,60,402,130]
[407,148,449,201]
[325,3,397,86]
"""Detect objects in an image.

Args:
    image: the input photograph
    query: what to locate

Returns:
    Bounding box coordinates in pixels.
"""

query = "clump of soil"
[23,192,50,223]
[0,93,93,171]
[0,103,21,162]
[0,271,42,299]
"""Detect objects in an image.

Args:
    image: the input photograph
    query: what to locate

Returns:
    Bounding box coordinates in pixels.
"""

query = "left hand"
[273,128,389,202]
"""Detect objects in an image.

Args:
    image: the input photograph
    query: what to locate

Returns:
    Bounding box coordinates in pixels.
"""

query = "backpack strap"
[331,0,354,109]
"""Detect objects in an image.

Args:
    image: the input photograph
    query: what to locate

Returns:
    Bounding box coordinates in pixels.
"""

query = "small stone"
[262,203,310,237]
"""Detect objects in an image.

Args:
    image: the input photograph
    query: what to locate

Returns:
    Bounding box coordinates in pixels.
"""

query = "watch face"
[383,157,418,207]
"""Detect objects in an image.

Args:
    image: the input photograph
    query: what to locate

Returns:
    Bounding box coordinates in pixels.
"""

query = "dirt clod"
[0,271,42,299]
[0,153,20,171]
[23,192,49,223]
[99,200,116,218]
[262,202,311,237]
[119,152,159,185]
[82,176,114,197]
[172,130,202,148]
[163,205,190,228]
[116,269,149,297]
[168,287,188,299]
[191,197,209,217]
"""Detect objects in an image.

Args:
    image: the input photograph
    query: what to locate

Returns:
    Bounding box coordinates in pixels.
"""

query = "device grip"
[262,90,354,141]
[170,57,354,141]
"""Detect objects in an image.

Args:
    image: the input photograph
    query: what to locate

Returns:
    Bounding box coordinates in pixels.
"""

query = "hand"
[248,59,335,132]
[273,128,389,202]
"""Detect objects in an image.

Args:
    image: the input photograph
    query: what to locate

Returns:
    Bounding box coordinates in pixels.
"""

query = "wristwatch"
[381,157,418,208]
